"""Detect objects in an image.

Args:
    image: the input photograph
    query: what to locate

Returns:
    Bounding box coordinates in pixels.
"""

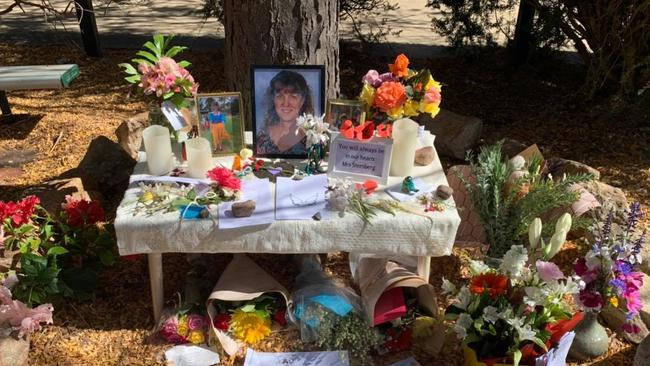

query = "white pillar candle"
[421,131,435,147]
[142,125,173,176]
[185,137,213,179]
[390,118,420,177]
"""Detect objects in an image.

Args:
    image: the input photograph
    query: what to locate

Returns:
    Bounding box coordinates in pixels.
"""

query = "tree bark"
[224,0,339,130]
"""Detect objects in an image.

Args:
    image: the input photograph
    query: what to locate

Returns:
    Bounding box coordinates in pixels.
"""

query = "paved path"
[0,0,456,52]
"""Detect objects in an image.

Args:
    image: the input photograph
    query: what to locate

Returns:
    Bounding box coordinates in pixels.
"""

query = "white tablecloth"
[115,150,460,257]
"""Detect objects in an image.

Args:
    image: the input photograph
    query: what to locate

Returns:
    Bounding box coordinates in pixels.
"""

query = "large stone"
[75,136,137,197]
[547,157,601,180]
[600,306,649,344]
[500,138,529,159]
[635,335,650,366]
[578,180,631,243]
[22,177,103,216]
[115,112,148,160]
[419,109,483,161]
[0,337,29,366]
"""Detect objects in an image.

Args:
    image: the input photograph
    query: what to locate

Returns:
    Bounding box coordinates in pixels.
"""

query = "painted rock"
[232,200,256,217]
[414,146,435,166]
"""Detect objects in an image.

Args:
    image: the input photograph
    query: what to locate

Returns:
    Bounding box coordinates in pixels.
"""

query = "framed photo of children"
[251,65,325,158]
[196,93,245,155]
[326,99,365,130]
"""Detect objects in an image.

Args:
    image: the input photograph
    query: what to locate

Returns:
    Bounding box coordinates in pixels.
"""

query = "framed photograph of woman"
[326,99,365,130]
[195,93,245,155]
[251,65,325,158]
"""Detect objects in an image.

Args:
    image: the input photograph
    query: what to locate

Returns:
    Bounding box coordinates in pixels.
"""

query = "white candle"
[421,131,435,147]
[142,125,173,176]
[390,118,419,177]
[185,137,213,179]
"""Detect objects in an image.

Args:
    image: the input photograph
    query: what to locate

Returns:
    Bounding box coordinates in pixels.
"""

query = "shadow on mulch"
[0,113,43,139]
[589,345,636,366]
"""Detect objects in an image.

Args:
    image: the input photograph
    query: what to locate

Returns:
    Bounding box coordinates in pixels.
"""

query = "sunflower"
[229,309,272,344]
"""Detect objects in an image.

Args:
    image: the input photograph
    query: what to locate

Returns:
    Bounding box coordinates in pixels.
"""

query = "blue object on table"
[178,205,206,219]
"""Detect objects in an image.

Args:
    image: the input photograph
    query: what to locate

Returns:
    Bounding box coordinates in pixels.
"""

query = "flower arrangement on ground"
[359,54,442,123]
[118,35,198,110]
[0,195,114,306]
[211,294,286,346]
[160,307,209,345]
[573,202,646,333]
[444,242,581,366]
[0,277,53,338]
[463,141,592,257]
[296,113,330,174]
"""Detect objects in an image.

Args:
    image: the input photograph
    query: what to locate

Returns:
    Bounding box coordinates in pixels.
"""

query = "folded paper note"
[243,348,349,366]
[276,175,330,220]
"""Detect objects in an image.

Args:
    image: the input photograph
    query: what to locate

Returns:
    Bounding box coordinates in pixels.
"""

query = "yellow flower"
[239,148,253,160]
[177,315,189,337]
[387,105,404,120]
[403,100,420,116]
[425,75,442,92]
[140,191,154,203]
[359,84,376,112]
[412,316,435,338]
[230,309,272,345]
[419,100,440,118]
[188,330,205,344]
[610,296,619,307]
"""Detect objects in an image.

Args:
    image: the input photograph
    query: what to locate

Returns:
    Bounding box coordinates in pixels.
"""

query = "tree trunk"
[223,0,339,131]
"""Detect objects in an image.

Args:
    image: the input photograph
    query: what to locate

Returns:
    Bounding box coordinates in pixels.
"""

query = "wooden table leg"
[148,253,164,323]
[417,256,431,283]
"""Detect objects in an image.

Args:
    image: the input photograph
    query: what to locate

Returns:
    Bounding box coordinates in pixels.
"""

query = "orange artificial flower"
[373,81,406,112]
[376,123,392,138]
[469,273,509,299]
[340,120,375,141]
[389,54,409,78]
[355,179,378,195]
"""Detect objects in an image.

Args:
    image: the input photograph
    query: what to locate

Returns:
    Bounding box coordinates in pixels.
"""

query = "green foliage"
[315,310,382,365]
[464,141,591,257]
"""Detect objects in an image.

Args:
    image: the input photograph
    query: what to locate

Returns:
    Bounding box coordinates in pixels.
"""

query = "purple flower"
[187,314,204,331]
[579,291,604,309]
[625,202,642,234]
[615,260,633,276]
[362,70,380,87]
[536,261,565,281]
[609,278,626,294]
[623,321,641,334]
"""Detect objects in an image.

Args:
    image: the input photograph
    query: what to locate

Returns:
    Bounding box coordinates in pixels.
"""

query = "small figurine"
[401,176,419,194]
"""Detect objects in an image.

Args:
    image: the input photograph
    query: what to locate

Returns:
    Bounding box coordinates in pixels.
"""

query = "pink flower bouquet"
[159,309,209,345]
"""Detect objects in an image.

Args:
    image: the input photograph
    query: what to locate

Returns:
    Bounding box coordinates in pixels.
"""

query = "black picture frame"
[251,65,326,159]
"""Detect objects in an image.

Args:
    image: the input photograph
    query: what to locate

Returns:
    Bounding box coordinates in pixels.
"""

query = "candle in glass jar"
[185,137,214,179]
[142,125,173,176]
[390,118,420,177]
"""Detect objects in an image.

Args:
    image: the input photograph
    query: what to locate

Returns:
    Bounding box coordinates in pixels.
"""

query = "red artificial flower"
[384,327,412,352]
[273,308,287,327]
[207,166,242,191]
[214,313,231,331]
[63,196,105,227]
[355,180,378,195]
[0,195,40,227]
[376,123,392,138]
[469,273,509,299]
[340,120,375,141]
[254,159,265,171]
[579,291,604,309]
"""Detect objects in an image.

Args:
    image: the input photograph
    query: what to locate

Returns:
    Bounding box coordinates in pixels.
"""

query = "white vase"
[142,125,173,176]
[390,118,419,177]
[185,137,213,179]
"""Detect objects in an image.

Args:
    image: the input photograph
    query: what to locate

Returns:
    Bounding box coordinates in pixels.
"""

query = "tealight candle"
[390,118,419,177]
[185,137,214,179]
[142,125,173,176]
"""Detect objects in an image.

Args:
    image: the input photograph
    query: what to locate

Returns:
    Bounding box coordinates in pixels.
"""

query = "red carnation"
[213,313,231,331]
[207,167,242,191]
[63,196,105,227]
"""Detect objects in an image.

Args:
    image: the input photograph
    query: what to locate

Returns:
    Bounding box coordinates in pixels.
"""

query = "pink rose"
[187,314,204,331]
[160,317,178,339]
[424,87,441,104]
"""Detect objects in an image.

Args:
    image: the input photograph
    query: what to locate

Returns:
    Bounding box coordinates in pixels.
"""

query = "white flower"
[516,324,537,342]
[555,213,572,234]
[500,245,529,280]
[453,313,474,338]
[524,286,544,307]
[441,277,457,295]
[453,323,467,339]
[528,218,542,249]
[483,306,499,323]
[455,286,472,310]
[296,113,329,148]
[468,259,490,275]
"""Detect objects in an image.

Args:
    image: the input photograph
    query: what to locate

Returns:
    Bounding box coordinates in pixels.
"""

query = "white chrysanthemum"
[441,277,457,295]
[500,245,529,280]
[468,259,490,275]
[482,306,499,323]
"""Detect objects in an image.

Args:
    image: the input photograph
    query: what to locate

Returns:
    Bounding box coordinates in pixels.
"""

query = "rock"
[419,109,483,161]
[232,200,256,217]
[500,138,528,159]
[580,180,629,241]
[115,112,148,160]
[414,146,435,166]
[635,335,650,366]
[0,148,38,168]
[547,157,601,180]
[601,306,649,344]
[199,208,210,219]
[0,337,29,366]
[312,212,322,221]
[435,185,453,200]
[75,136,137,197]
[23,177,104,216]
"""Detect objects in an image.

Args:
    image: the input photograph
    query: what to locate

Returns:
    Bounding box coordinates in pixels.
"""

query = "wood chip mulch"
[1,43,648,366]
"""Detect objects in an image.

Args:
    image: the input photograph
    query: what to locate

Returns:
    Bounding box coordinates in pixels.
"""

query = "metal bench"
[0,64,80,123]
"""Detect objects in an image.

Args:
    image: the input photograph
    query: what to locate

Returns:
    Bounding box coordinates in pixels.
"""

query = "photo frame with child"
[195,93,245,156]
